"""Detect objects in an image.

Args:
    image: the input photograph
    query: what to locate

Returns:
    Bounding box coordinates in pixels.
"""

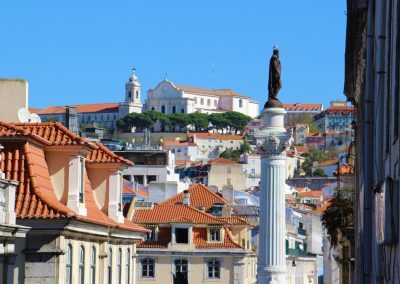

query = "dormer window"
[175,228,189,244]
[210,229,221,242]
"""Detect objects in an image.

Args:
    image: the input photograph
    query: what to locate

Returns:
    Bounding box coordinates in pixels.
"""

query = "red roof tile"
[137,227,171,248]
[133,205,225,225]
[217,216,249,225]
[37,103,119,115]
[298,190,323,198]
[160,183,230,210]
[283,104,323,111]
[193,228,242,249]
[207,157,239,165]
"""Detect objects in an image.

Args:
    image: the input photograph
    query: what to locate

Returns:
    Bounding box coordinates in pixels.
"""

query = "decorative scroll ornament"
[256,130,293,154]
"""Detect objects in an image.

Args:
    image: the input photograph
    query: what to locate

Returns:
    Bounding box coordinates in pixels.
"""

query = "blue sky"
[0,1,347,110]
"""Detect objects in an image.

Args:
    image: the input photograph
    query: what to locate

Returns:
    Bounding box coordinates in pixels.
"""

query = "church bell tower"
[118,69,143,118]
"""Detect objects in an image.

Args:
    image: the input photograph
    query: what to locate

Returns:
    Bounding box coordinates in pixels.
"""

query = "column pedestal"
[256,107,293,284]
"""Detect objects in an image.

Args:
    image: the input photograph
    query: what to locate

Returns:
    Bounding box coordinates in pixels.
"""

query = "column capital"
[256,130,293,157]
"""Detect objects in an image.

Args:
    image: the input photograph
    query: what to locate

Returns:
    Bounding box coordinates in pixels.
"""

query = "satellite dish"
[299,243,304,250]
[30,113,42,123]
[18,108,31,123]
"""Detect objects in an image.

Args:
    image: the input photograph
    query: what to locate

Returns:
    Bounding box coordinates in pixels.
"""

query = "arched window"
[126,249,131,284]
[108,248,113,284]
[239,99,243,108]
[207,259,220,279]
[161,105,166,114]
[136,91,139,98]
[118,248,122,284]
[128,91,132,98]
[141,258,155,278]
[66,244,72,284]
[172,106,176,113]
[151,107,155,111]
[79,245,85,284]
[181,108,184,113]
[91,246,96,284]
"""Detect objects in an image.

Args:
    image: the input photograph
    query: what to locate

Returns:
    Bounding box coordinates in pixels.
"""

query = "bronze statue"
[264,47,283,108]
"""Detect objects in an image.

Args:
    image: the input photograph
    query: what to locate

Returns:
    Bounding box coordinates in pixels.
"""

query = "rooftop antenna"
[164,72,168,81]
[132,66,136,75]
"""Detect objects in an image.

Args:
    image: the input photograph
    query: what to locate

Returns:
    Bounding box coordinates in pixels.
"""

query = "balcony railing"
[286,248,308,257]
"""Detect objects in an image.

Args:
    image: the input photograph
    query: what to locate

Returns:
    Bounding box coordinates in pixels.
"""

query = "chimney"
[182,190,190,206]
[65,106,79,134]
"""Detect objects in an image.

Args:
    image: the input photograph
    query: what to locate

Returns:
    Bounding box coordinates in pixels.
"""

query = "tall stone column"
[256,107,292,284]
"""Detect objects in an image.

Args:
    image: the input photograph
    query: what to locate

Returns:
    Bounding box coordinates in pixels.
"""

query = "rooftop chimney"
[182,190,190,206]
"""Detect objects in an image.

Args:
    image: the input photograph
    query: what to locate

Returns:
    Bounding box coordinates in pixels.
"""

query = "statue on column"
[264,47,284,108]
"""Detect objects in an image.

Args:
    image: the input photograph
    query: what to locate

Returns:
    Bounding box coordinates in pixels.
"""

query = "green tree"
[290,113,320,133]
[209,113,229,131]
[167,113,190,132]
[222,111,252,134]
[240,140,252,153]
[117,113,153,132]
[188,112,209,132]
[313,168,327,177]
[143,111,170,131]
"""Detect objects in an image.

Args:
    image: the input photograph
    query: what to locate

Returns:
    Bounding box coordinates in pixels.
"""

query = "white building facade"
[144,80,259,117]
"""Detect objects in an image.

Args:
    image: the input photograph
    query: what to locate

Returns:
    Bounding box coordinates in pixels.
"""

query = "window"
[207,259,220,279]
[194,97,197,103]
[91,246,96,284]
[210,229,221,241]
[79,157,85,203]
[128,91,132,98]
[136,90,139,98]
[147,175,157,183]
[161,105,166,113]
[214,100,217,107]
[239,99,243,108]
[151,107,155,111]
[174,259,188,279]
[181,108,185,113]
[201,98,204,105]
[147,228,156,241]
[79,245,85,284]
[207,99,211,106]
[66,244,72,284]
[227,167,231,174]
[227,178,231,186]
[175,228,189,243]
[108,248,112,284]
[141,258,155,278]
[118,248,122,284]
[172,106,176,113]
[134,175,144,185]
[126,249,131,284]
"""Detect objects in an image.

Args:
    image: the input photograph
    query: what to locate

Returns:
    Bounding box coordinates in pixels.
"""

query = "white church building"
[144,79,259,117]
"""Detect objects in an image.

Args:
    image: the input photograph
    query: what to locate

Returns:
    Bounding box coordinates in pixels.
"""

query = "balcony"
[286,248,308,257]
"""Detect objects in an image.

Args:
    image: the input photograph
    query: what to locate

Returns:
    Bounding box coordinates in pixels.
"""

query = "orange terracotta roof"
[218,216,249,225]
[37,103,119,115]
[86,142,133,166]
[187,132,244,141]
[310,202,331,215]
[283,104,323,111]
[0,122,132,166]
[294,146,309,154]
[298,190,323,198]
[334,163,354,176]
[0,140,147,232]
[193,227,242,249]
[314,159,339,167]
[207,157,239,165]
[175,85,249,99]
[160,183,230,210]
[133,205,225,224]
[137,227,171,248]
[28,108,43,114]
